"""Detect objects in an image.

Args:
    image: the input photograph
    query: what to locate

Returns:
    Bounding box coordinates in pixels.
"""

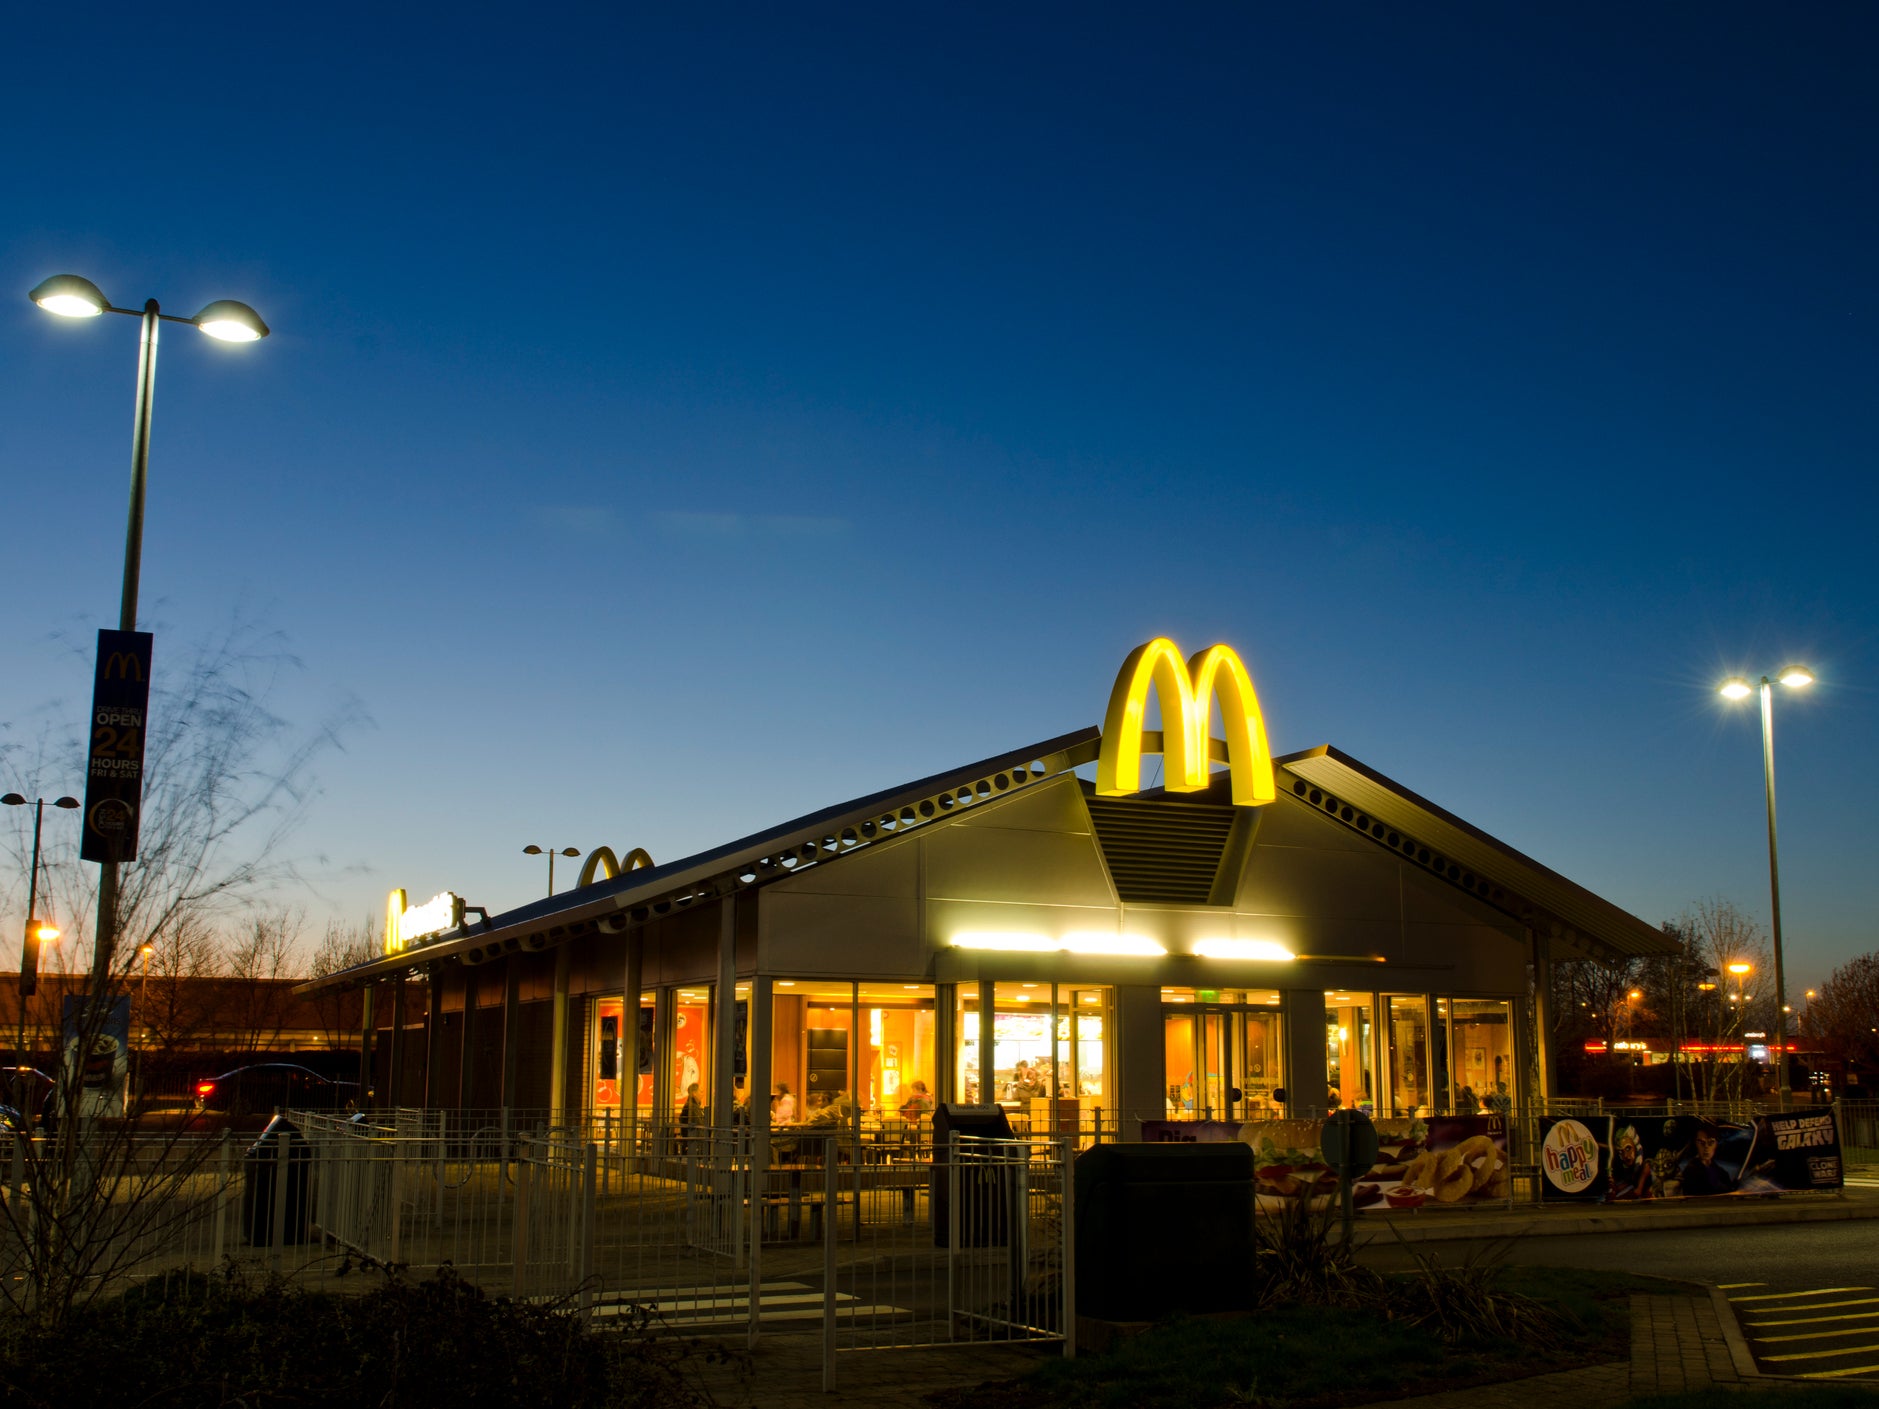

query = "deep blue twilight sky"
[3,6,1874,991]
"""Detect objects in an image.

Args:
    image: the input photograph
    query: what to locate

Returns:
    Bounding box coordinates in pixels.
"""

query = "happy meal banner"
[1538,1115,1614,1201]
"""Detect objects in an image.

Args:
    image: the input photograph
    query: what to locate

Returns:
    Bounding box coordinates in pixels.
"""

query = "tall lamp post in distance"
[28,275,269,999]
[1719,666,1813,1109]
[523,845,581,898]
[3,793,80,1066]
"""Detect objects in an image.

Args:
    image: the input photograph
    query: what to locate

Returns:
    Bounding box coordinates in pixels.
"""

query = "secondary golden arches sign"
[1096,638,1275,807]
[384,888,464,955]
[577,846,654,888]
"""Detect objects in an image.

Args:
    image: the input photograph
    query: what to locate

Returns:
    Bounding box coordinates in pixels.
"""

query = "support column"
[387,974,408,1110]
[1528,927,1553,1104]
[423,968,445,1108]
[713,897,738,1128]
[623,930,643,1153]
[358,983,377,1108]
[500,955,522,1111]
[1113,984,1162,1138]
[936,984,956,1104]
[458,966,477,1109]
[550,943,571,1125]
[977,979,996,1105]
[652,987,672,1154]
[1283,988,1330,1119]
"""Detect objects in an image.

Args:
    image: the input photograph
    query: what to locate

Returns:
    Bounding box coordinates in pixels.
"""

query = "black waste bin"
[1074,1141,1255,1321]
[241,1115,311,1246]
[930,1103,1016,1248]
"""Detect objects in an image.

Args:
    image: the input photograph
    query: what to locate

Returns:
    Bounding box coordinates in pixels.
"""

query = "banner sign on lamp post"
[80,629,154,864]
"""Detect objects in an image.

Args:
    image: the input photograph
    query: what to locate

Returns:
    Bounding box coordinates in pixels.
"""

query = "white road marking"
[1731,1286,1870,1301]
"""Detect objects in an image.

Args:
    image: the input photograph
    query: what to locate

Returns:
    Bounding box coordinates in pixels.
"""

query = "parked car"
[193,1063,358,1126]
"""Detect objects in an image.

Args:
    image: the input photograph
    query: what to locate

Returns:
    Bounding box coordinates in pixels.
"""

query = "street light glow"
[28,273,108,317]
[1719,677,1754,701]
[193,300,270,342]
[33,922,59,943]
[1777,666,1815,689]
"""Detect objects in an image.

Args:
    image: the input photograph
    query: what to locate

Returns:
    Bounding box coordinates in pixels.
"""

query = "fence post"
[822,1133,837,1393]
[212,1129,231,1266]
[388,1133,405,1266]
[270,1129,289,1272]
[579,1141,597,1318]
[1060,1135,1076,1358]
[947,1130,961,1341]
[749,1126,766,1350]
[512,1150,532,1299]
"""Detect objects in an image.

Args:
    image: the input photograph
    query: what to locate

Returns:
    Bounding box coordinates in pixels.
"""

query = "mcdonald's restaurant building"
[307,641,1673,1142]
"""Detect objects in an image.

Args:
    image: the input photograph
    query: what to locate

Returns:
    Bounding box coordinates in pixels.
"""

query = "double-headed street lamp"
[1719,666,1813,1108]
[3,792,80,1061]
[29,274,269,995]
[523,845,581,898]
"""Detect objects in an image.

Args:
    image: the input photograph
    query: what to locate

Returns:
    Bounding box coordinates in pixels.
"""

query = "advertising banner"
[1538,1115,1614,1201]
[61,995,131,1119]
[1744,1109,1844,1192]
[1142,1119,1242,1144]
[80,629,154,863]
[1236,1116,1509,1211]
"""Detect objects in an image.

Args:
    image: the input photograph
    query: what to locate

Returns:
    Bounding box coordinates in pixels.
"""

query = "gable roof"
[303,727,1672,992]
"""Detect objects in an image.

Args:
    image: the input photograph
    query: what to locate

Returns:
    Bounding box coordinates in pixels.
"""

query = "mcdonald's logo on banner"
[101,651,146,682]
[1096,638,1276,807]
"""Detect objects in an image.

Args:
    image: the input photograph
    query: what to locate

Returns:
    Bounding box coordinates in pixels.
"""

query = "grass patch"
[932,1265,1665,1409]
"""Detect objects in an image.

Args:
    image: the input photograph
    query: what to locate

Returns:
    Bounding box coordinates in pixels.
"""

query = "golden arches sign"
[1095,638,1275,807]
[577,846,655,889]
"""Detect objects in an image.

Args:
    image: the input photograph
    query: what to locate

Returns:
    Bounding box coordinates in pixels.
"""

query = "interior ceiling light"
[1193,938,1295,962]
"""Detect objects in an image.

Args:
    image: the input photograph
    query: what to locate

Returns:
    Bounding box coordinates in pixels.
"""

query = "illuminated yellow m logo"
[577,846,654,888]
[1096,639,1275,807]
[103,651,145,682]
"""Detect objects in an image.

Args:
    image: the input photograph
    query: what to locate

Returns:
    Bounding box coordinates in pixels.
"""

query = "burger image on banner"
[1540,1115,1611,1201]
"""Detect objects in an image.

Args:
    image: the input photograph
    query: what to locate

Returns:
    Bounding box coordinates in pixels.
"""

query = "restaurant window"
[591,992,656,1117]
[769,980,855,1122]
[1448,998,1514,1113]
[1058,987,1109,1104]
[672,986,712,1121]
[1160,988,1282,1122]
[955,985,981,1103]
[1325,991,1374,1114]
[857,983,936,1121]
[1385,995,1429,1116]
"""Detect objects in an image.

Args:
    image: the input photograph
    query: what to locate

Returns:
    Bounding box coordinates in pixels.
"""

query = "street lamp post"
[1719,667,1813,1110]
[523,845,582,898]
[2,793,80,1063]
[28,275,269,999]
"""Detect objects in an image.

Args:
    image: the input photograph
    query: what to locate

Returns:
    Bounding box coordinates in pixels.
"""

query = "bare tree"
[1802,951,1879,1073]
[1667,898,1775,1101]
[307,914,378,1050]
[0,616,362,1326]
[219,910,301,1055]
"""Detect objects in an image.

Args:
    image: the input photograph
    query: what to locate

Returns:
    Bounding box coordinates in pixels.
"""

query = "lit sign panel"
[1096,639,1275,807]
[385,888,464,955]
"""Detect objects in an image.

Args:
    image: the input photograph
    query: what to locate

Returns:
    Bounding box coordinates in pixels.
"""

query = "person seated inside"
[898,1079,933,1121]
[771,1081,798,1124]
[805,1089,854,1126]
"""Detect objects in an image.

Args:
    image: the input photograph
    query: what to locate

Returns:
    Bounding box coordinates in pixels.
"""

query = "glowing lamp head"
[1727,962,1752,976]
[29,274,108,318]
[1777,666,1815,689]
[1718,678,1754,702]
[192,300,269,342]
[32,922,59,944]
